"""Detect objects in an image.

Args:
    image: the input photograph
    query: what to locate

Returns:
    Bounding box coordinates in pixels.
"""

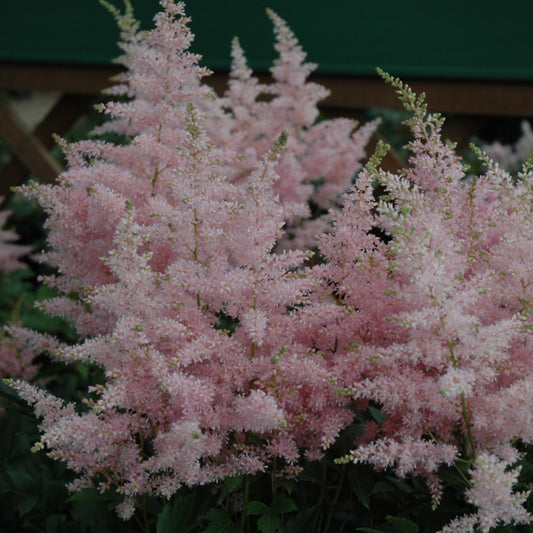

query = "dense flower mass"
[6,1,533,530]
[303,72,533,531]
[485,119,533,172]
[0,198,31,275]
[7,0,370,517]
[0,199,36,381]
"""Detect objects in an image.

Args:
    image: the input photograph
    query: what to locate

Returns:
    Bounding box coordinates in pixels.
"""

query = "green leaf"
[67,488,119,526]
[18,494,39,516]
[8,467,36,493]
[386,516,419,533]
[202,523,240,533]
[368,405,386,424]
[278,505,321,533]
[274,479,294,496]
[45,514,67,533]
[257,511,281,533]
[348,465,375,509]
[157,505,177,533]
[221,476,243,497]
[247,500,270,515]
[202,509,240,533]
[157,492,207,533]
[269,495,298,514]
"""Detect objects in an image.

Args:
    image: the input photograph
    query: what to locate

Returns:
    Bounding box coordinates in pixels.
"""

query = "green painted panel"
[0,0,532,80]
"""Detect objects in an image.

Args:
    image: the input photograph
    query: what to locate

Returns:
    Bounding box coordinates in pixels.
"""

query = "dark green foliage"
[0,392,127,533]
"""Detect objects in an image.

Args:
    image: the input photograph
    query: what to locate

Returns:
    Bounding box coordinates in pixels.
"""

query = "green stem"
[271,457,278,498]
[324,463,346,533]
[132,495,150,533]
[319,457,327,503]
[250,291,257,358]
[151,165,159,189]
[142,494,150,533]
[193,207,201,308]
[453,458,473,487]
[241,476,250,533]
[312,459,328,531]
[460,392,477,461]
[446,337,477,460]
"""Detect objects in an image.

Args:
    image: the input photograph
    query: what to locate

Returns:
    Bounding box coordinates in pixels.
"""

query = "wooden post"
[0,94,94,196]
[0,99,62,194]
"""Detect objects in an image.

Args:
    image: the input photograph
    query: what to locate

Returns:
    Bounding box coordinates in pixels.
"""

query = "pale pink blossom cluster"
[7,0,366,517]
[0,332,37,382]
[304,72,533,530]
[485,120,533,172]
[0,199,36,382]
[441,453,531,533]
[0,198,31,274]
[96,0,376,241]
[6,1,533,529]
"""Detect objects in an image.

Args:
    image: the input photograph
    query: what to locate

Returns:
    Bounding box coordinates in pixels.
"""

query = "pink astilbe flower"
[8,0,366,513]
[96,1,374,241]
[0,332,37,382]
[485,120,533,173]
[0,198,31,274]
[217,8,376,240]
[441,454,531,533]
[303,71,533,527]
[0,199,37,383]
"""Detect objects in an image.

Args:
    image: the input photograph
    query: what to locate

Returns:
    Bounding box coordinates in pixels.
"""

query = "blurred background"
[1,0,533,201]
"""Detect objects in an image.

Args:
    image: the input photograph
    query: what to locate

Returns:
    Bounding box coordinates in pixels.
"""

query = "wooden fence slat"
[0,99,62,192]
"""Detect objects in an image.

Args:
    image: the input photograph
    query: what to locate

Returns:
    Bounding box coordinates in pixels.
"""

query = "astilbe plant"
[219,10,377,219]
[0,199,36,382]
[301,71,533,531]
[484,119,533,173]
[0,198,31,276]
[95,0,376,243]
[0,332,37,383]
[5,0,371,520]
[7,1,532,530]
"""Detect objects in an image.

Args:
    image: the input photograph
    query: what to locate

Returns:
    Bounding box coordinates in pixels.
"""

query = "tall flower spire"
[7,1,369,517]
[305,71,533,531]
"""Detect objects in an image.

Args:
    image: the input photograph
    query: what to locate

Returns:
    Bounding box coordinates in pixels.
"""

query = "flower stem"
[446,337,477,460]
[241,476,250,532]
[324,463,346,533]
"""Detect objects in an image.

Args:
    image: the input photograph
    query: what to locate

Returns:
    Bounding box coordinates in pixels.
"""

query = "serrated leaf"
[257,511,281,533]
[45,514,67,533]
[221,476,243,497]
[203,508,230,522]
[8,467,36,493]
[368,405,386,424]
[386,516,419,533]
[18,494,39,516]
[157,505,177,533]
[274,479,294,495]
[247,500,270,515]
[269,495,298,514]
[278,505,321,533]
[202,508,239,531]
[202,509,240,533]
[67,488,118,526]
[157,492,206,533]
